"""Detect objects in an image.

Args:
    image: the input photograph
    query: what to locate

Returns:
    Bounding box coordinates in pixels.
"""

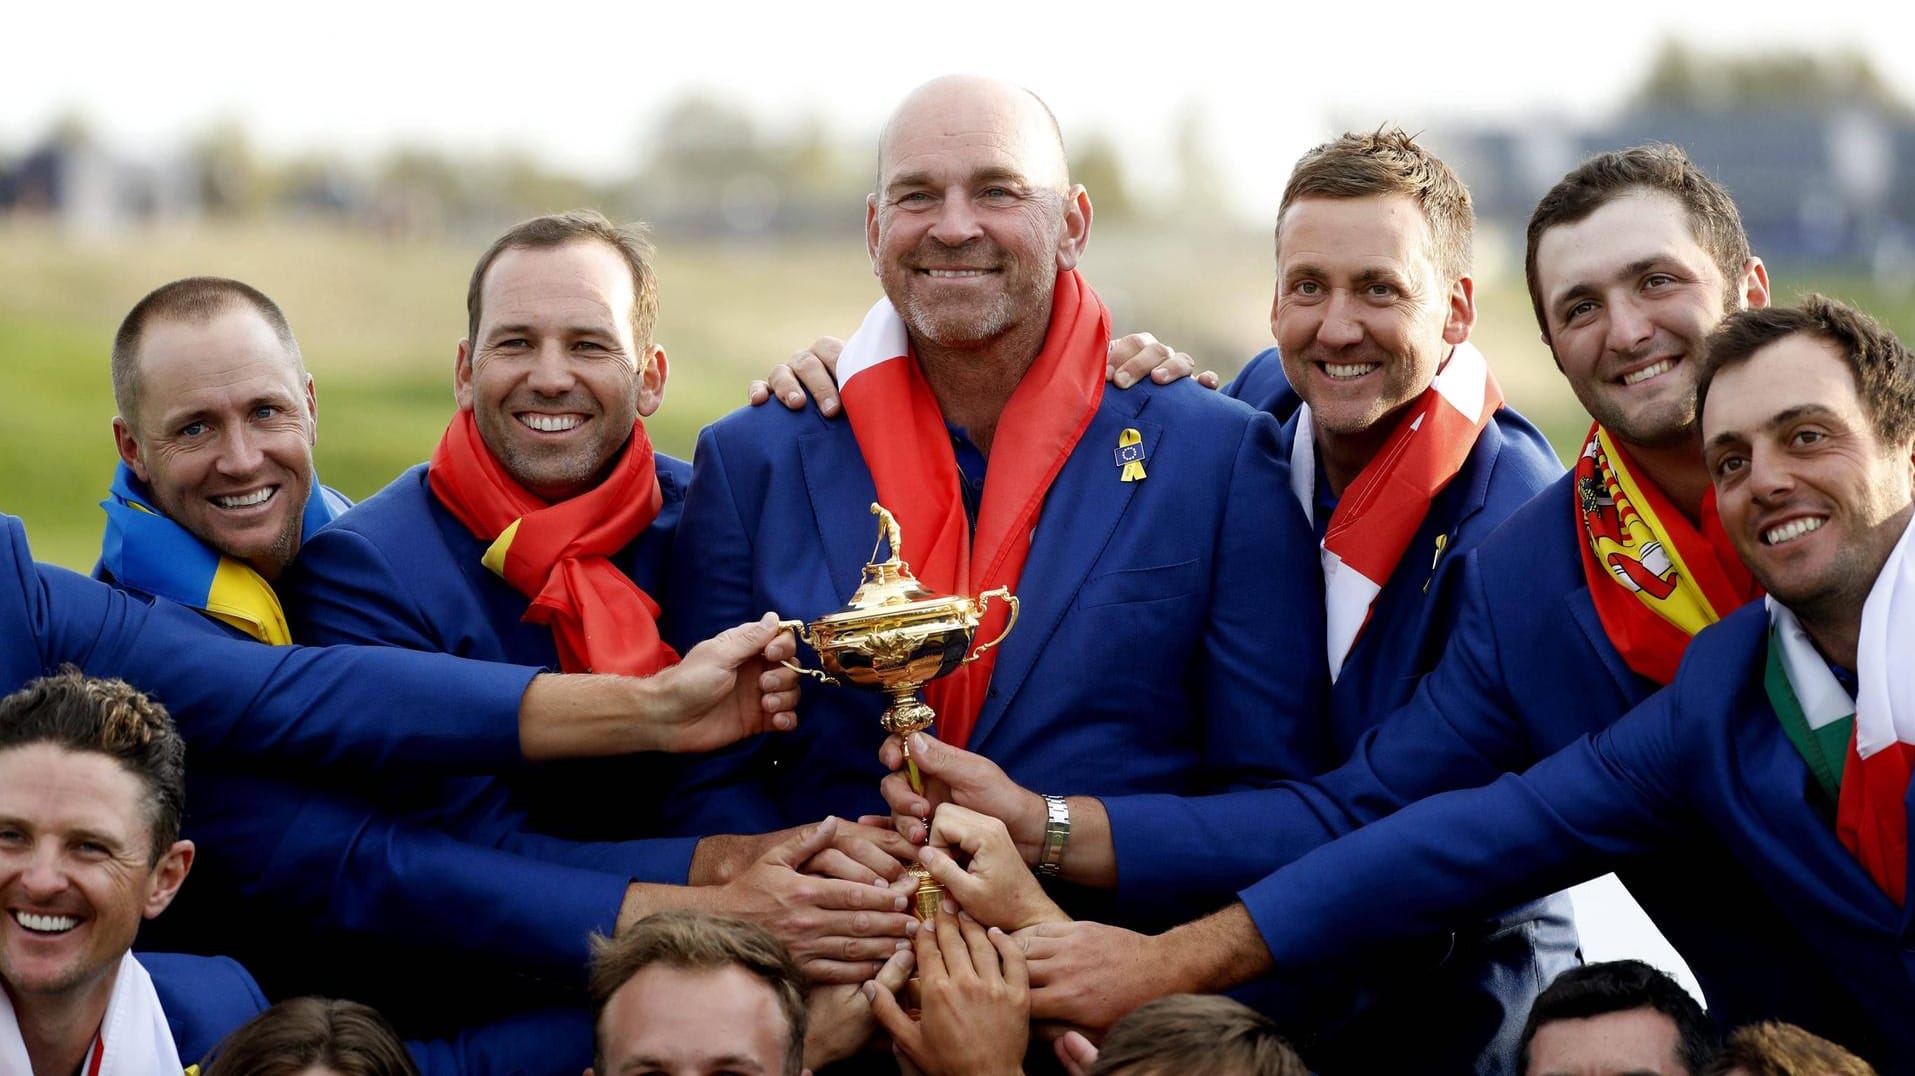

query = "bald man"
[668,75,1326,930]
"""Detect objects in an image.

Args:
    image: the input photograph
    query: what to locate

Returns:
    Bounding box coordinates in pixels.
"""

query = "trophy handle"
[775,619,840,685]
[962,588,1020,664]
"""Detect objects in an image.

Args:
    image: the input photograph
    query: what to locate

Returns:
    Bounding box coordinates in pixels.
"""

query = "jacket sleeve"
[1106,543,1554,900]
[1242,685,1691,970]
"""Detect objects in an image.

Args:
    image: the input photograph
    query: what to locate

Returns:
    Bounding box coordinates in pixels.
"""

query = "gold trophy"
[779,503,1019,919]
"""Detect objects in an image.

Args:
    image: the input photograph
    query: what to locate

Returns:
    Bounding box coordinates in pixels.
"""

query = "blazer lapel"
[797,426,884,608]
[967,389,1155,751]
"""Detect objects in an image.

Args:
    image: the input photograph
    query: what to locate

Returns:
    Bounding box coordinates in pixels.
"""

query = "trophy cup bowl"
[778,503,1019,921]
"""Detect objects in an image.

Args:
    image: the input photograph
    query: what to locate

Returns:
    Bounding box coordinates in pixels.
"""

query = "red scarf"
[428,410,678,675]
[1575,425,1759,685]
[837,270,1107,748]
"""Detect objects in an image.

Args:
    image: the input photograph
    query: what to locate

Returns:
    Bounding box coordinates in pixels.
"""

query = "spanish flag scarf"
[428,410,678,676]
[1289,342,1502,681]
[836,270,1107,749]
[97,461,346,644]
[1766,515,1915,905]
[1574,425,1759,685]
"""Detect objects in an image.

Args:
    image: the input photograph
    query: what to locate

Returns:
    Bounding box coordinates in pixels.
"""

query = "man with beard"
[668,72,1325,955]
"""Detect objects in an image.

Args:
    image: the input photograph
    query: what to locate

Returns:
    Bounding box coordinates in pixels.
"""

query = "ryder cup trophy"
[779,503,1019,919]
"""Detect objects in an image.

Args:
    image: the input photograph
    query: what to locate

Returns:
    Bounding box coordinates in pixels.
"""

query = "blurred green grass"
[4,218,1910,570]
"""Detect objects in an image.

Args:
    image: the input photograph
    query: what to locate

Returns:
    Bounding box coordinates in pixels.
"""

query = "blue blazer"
[1242,602,1914,1072]
[0,513,532,773]
[1224,349,1573,1075]
[670,376,1330,922]
[142,951,593,1075]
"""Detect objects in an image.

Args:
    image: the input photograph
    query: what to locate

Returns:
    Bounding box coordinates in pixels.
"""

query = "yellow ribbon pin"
[1114,428,1147,482]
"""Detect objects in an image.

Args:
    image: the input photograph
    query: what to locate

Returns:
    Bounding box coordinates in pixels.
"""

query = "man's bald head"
[876,75,1070,191]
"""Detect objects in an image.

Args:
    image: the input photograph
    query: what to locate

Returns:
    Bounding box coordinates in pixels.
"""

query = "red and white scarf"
[0,953,181,1075]
[428,410,678,676]
[1844,514,1915,902]
[836,270,1107,748]
[1288,342,1501,681]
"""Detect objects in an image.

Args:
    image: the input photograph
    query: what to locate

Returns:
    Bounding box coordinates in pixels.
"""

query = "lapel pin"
[1114,428,1148,482]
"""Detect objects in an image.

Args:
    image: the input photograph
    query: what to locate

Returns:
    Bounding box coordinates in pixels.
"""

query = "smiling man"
[669,73,1324,946]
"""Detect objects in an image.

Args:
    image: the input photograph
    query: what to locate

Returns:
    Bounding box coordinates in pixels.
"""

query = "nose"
[20,842,69,899]
[215,423,265,478]
[1747,442,1796,504]
[1604,294,1654,357]
[1315,291,1366,349]
[926,192,983,247]
[526,340,579,396]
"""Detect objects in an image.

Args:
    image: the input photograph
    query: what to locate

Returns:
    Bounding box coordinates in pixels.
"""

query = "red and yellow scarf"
[428,410,678,675]
[836,270,1107,748]
[1574,425,1759,685]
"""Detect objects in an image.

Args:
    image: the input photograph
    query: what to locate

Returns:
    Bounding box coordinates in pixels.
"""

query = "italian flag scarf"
[836,269,1107,749]
[1766,515,1915,905]
[1288,342,1502,681]
[97,461,347,644]
[428,410,678,675]
[0,953,182,1075]
[1575,426,1759,685]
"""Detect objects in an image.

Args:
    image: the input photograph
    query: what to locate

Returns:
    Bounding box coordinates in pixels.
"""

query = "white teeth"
[520,414,584,433]
[1621,359,1675,386]
[14,912,79,933]
[925,269,987,277]
[213,488,273,508]
[1325,363,1380,380]
[1764,517,1826,546]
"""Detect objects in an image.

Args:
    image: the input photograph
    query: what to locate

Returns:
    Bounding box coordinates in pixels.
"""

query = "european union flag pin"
[1114,428,1147,482]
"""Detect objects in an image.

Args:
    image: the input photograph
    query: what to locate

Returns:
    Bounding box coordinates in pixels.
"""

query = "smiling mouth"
[1322,362,1380,380]
[1619,358,1676,386]
[1763,517,1827,546]
[212,487,276,510]
[10,910,80,934]
[919,268,993,278]
[518,414,585,433]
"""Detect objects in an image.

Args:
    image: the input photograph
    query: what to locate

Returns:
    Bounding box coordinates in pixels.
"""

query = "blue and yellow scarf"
[97,461,347,644]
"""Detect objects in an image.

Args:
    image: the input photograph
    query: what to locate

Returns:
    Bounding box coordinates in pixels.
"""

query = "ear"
[1441,274,1477,346]
[454,340,476,412]
[112,416,149,480]
[866,194,882,277]
[142,839,194,919]
[1740,257,1771,311]
[1052,185,1093,272]
[303,373,319,447]
[637,345,669,418]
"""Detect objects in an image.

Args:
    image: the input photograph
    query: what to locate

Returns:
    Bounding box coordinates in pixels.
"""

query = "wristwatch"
[1035,794,1070,879]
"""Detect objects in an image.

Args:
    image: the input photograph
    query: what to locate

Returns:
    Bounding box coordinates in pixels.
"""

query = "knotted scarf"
[836,270,1107,749]
[1288,342,1502,681]
[97,461,346,644]
[1575,425,1759,685]
[428,410,677,675]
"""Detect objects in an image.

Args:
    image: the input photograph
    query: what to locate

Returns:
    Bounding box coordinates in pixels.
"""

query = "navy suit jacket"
[1244,602,1913,1072]
[1107,475,1878,1054]
[255,458,723,1028]
[0,513,532,773]
[670,375,1328,922]
[1221,349,1572,1075]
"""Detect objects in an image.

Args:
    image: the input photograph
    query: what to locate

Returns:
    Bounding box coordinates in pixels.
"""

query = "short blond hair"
[1277,127,1474,285]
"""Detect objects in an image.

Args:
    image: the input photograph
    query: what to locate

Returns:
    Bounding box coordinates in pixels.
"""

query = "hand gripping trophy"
[780,503,1018,919]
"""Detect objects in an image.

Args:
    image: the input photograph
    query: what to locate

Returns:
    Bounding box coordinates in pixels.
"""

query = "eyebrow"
[1547,256,1672,312]
[485,322,615,339]
[619,1058,763,1074]
[885,166,1030,194]
[1704,403,1839,453]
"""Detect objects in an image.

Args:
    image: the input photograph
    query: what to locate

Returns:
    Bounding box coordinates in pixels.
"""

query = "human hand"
[1054,1031,1099,1076]
[881,732,1047,858]
[1105,332,1218,391]
[1016,920,1168,1033]
[715,817,919,983]
[646,613,799,753]
[748,336,846,416]
[870,907,1030,1076]
[799,819,919,885]
[804,946,915,1069]
[920,804,1067,932]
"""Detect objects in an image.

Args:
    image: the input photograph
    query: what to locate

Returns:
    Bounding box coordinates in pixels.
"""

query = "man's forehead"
[0,745,146,830]
[1704,335,1852,438]
[877,77,1066,189]
[1535,189,1709,299]
[479,241,632,320]
[1277,194,1438,270]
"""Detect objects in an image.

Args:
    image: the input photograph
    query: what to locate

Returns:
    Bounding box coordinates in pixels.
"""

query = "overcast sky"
[10,1,1914,217]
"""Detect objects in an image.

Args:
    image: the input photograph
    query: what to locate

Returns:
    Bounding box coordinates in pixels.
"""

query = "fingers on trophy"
[779,502,1018,922]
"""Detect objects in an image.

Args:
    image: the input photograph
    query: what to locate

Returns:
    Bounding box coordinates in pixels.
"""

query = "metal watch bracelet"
[1035,794,1070,878]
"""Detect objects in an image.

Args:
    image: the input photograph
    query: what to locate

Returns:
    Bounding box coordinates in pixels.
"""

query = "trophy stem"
[908,862,943,921]
[883,688,937,795]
